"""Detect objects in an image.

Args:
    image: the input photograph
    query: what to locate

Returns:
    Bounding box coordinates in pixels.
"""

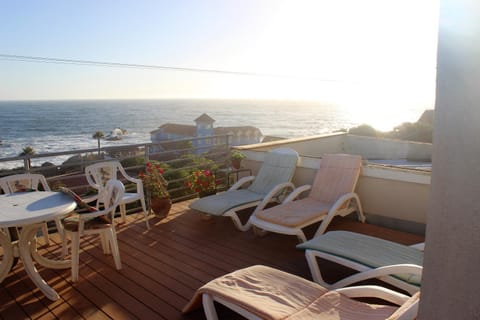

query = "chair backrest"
[101,179,125,220]
[309,154,362,203]
[248,148,299,194]
[0,173,51,194]
[85,161,122,190]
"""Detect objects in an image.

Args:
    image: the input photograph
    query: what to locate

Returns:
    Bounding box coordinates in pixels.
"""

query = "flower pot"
[150,197,172,218]
[231,159,242,169]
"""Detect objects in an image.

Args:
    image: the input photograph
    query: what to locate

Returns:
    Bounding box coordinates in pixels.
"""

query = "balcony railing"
[0,134,233,213]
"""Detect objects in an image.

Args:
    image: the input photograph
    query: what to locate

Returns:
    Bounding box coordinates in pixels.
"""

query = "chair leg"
[70,232,80,282]
[100,233,110,254]
[228,212,252,232]
[120,203,127,223]
[139,197,150,229]
[54,218,64,238]
[296,230,307,243]
[41,223,50,245]
[202,294,219,320]
[61,232,69,258]
[106,228,122,270]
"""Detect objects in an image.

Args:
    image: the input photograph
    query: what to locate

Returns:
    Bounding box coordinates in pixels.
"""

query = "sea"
[0,99,427,168]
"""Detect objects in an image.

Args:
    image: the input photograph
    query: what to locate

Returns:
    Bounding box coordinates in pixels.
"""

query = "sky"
[0,0,439,111]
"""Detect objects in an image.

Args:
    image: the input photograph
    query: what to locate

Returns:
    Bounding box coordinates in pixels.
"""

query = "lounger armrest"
[314,192,364,236]
[253,182,295,213]
[335,285,411,306]
[228,176,255,191]
[410,243,425,251]
[332,264,423,290]
[282,184,311,203]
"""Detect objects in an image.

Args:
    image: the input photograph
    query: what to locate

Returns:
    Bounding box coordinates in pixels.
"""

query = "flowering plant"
[139,162,169,198]
[185,169,216,194]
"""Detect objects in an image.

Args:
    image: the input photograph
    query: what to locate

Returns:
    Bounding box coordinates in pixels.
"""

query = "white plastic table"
[0,191,76,300]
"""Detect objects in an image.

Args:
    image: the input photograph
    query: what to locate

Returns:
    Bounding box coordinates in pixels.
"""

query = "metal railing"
[0,134,233,213]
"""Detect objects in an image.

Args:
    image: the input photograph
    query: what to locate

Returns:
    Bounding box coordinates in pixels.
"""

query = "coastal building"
[149,113,263,152]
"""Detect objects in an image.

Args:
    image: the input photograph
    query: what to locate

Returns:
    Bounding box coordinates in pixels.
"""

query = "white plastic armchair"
[62,179,125,282]
[0,173,63,245]
[85,161,149,229]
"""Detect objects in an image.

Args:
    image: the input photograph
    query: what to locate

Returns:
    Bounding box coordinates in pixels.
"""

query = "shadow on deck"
[0,200,424,319]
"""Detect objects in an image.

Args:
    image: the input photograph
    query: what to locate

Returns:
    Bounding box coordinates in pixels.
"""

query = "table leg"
[30,238,71,270]
[0,229,14,283]
[18,223,67,301]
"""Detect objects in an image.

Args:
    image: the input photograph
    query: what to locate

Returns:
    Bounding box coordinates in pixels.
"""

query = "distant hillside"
[348,109,434,143]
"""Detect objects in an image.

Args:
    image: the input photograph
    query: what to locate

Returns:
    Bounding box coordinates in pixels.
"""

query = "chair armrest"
[81,194,99,205]
[331,264,422,290]
[314,192,363,236]
[117,165,142,184]
[335,285,411,306]
[74,208,110,220]
[282,184,311,203]
[228,176,255,191]
[253,182,296,213]
[123,175,142,185]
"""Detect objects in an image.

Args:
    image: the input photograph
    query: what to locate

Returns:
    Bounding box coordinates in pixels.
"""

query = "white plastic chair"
[85,161,149,229]
[0,173,63,244]
[62,179,125,282]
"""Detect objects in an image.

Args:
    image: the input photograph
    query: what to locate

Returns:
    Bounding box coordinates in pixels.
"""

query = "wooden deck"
[0,200,424,319]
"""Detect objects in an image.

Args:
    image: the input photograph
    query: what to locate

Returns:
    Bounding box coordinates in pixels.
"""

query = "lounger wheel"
[253,225,268,237]
[201,213,213,221]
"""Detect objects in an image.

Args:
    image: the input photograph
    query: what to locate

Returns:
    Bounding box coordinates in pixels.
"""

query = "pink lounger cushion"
[254,154,362,228]
[183,265,397,320]
[255,197,333,227]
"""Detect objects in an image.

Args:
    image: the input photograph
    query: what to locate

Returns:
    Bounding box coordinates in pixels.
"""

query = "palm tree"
[19,146,36,169]
[92,131,104,158]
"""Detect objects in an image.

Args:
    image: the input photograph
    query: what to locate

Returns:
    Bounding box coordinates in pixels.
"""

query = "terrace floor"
[0,200,424,320]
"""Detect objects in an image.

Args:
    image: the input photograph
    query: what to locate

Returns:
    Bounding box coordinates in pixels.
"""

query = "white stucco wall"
[419,1,480,318]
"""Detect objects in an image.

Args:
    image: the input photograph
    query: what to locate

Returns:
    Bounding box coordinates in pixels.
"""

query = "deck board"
[1,200,424,319]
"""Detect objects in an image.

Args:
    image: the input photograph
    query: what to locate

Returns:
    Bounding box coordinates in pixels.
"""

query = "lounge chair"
[189,148,299,231]
[183,264,422,320]
[249,154,364,242]
[297,231,424,294]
